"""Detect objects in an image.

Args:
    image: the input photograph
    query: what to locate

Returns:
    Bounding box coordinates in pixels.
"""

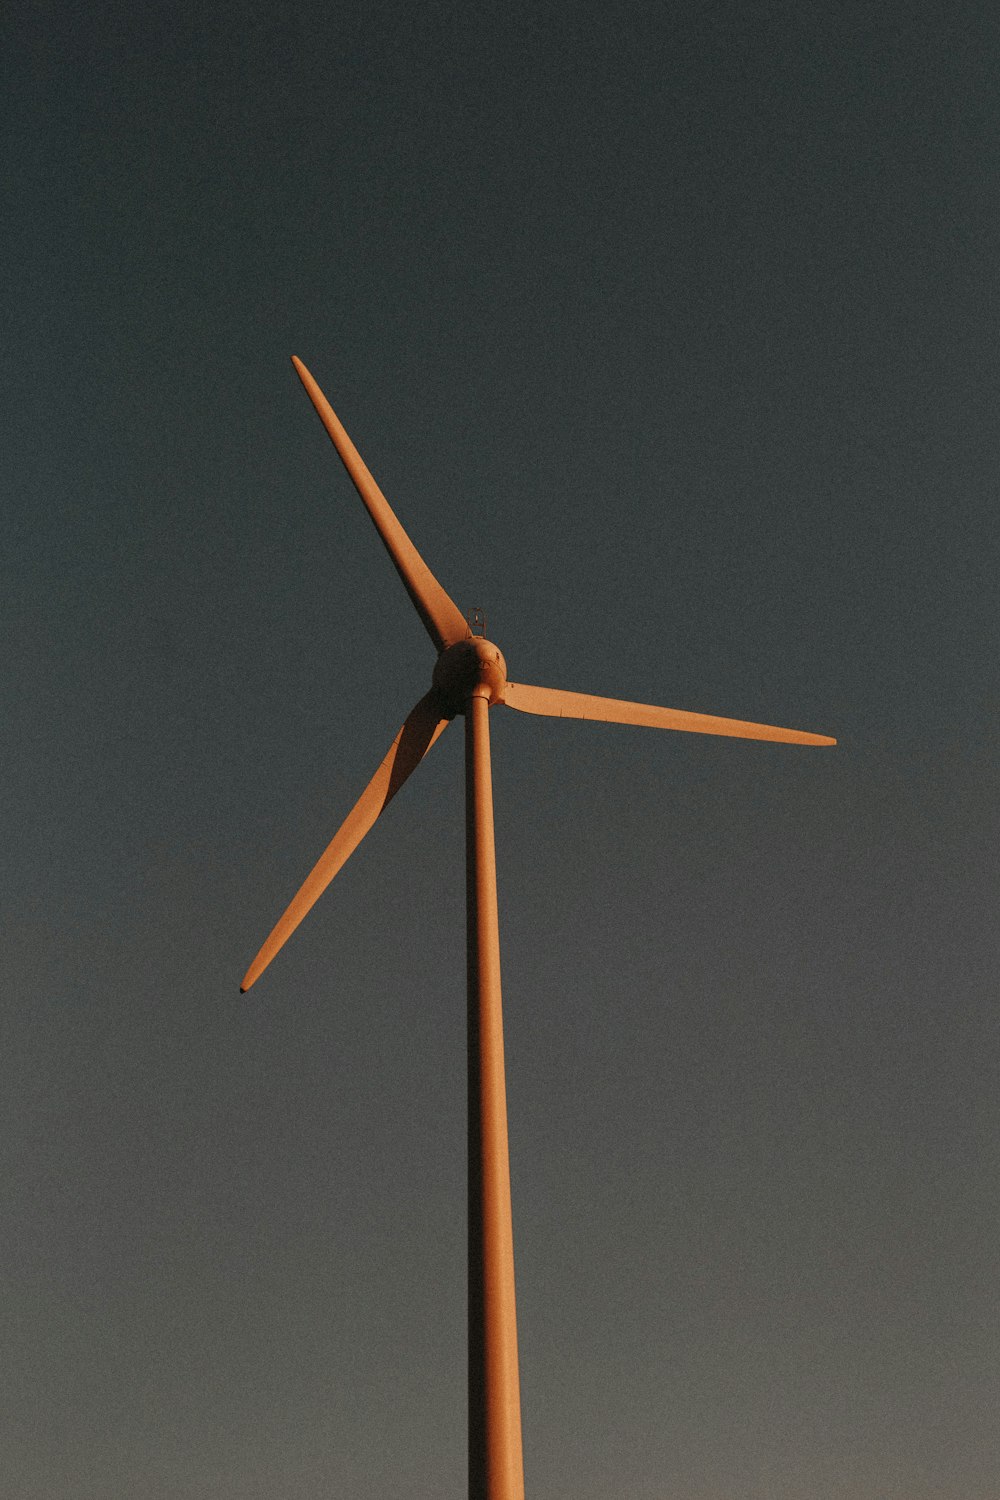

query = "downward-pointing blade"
[241,691,451,992]
[292,357,469,652]
[500,681,836,745]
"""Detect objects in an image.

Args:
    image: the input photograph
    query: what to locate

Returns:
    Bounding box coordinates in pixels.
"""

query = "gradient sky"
[4,2,999,1496]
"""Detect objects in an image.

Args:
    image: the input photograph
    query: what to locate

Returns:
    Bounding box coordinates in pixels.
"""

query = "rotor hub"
[432,637,507,714]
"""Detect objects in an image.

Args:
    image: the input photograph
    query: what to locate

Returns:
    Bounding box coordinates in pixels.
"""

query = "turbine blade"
[499,681,836,746]
[292,357,469,651]
[241,691,451,992]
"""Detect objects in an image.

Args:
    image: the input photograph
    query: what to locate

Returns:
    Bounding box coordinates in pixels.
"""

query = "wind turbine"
[241,357,836,1500]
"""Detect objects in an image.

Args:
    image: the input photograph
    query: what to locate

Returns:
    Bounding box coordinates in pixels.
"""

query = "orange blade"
[292,357,469,652]
[241,692,451,992]
[500,680,836,746]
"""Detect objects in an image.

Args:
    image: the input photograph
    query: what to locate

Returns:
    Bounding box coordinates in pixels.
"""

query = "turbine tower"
[241,358,836,1500]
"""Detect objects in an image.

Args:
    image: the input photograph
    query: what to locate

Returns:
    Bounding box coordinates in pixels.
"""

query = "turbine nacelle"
[432,636,508,715]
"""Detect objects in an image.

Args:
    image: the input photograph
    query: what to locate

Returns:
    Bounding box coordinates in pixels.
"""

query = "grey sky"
[4,2,998,1496]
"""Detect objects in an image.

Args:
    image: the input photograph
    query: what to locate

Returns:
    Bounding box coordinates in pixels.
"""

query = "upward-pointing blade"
[500,681,836,745]
[292,357,469,652]
[240,691,452,992]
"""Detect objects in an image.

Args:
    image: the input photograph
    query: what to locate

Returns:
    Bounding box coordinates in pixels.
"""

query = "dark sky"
[4,2,998,1496]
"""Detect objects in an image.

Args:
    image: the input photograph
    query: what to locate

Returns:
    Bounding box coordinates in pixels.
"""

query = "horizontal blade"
[500,680,836,746]
[241,691,451,992]
[292,357,469,652]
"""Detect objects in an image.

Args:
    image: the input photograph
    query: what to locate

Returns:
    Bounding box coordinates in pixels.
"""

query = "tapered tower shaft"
[465,690,525,1500]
